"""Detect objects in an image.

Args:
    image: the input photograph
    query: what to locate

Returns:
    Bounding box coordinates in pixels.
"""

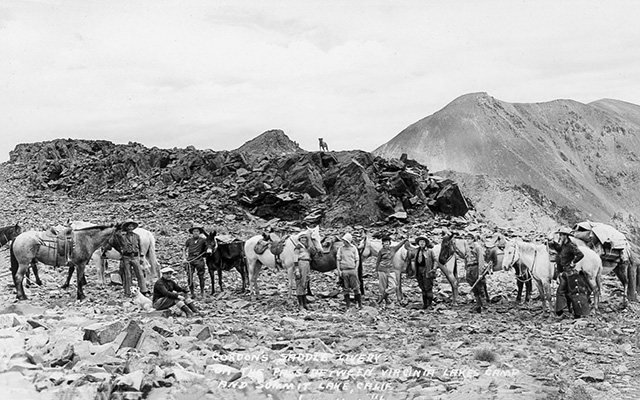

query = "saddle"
[253,235,289,268]
[42,227,74,267]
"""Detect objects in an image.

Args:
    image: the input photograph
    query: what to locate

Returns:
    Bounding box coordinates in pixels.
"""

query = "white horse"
[244,226,323,299]
[548,238,603,311]
[502,240,555,315]
[63,221,160,287]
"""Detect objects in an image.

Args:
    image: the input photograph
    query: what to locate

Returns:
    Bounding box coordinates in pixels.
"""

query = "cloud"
[1,1,640,162]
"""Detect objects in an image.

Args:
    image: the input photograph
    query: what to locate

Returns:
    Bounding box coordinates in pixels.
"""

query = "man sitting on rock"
[153,267,199,317]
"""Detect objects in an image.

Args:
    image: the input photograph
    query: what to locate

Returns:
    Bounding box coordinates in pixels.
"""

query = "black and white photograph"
[1,1,640,399]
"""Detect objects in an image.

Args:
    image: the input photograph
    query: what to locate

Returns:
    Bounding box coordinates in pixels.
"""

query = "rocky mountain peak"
[235,129,302,161]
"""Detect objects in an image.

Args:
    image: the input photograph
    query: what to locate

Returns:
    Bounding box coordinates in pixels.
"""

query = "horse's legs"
[15,264,28,300]
[96,255,106,286]
[533,278,546,312]
[357,258,365,295]
[218,267,224,293]
[248,259,261,299]
[516,279,523,303]
[395,270,403,303]
[62,265,75,289]
[440,261,458,306]
[31,261,42,286]
[207,261,216,295]
[525,277,532,303]
[614,263,629,307]
[76,263,86,300]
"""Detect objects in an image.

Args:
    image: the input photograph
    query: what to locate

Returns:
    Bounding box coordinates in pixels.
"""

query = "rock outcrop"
[6,136,470,226]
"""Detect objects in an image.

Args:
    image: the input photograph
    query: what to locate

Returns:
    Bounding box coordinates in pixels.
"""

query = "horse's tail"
[9,241,19,283]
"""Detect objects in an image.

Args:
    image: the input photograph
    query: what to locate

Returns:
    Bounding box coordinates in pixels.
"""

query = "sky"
[1,0,640,162]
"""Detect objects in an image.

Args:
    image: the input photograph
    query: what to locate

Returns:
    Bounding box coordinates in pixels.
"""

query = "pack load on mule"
[573,221,629,265]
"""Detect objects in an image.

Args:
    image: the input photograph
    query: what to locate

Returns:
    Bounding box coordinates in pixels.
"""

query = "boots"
[473,295,483,313]
[354,294,362,309]
[384,293,391,305]
[181,305,194,317]
[187,302,199,314]
[344,294,351,309]
[297,295,304,310]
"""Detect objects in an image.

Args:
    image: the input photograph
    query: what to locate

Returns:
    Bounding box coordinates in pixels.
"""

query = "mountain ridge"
[374,92,640,239]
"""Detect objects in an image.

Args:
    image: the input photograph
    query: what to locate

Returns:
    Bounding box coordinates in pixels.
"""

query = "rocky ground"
[1,145,640,400]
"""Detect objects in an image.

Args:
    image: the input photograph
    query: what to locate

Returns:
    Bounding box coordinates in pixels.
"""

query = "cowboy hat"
[414,235,430,246]
[556,227,573,236]
[380,235,392,242]
[160,266,175,274]
[341,232,354,245]
[122,219,139,230]
[188,225,205,234]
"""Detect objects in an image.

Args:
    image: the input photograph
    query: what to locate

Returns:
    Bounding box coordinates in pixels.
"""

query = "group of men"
[113,219,589,318]
[107,220,206,317]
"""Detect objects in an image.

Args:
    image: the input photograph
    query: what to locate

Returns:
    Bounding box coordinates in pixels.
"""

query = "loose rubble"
[0,136,639,400]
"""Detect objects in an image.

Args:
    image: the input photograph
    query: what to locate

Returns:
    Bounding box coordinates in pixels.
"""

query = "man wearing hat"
[375,235,408,307]
[554,227,586,317]
[336,232,361,309]
[153,266,199,317]
[463,232,487,313]
[414,235,437,309]
[183,225,208,298]
[114,219,148,297]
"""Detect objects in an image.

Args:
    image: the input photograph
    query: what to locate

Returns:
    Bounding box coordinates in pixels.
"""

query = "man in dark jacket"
[183,225,207,297]
[554,227,586,317]
[414,235,437,309]
[153,266,199,317]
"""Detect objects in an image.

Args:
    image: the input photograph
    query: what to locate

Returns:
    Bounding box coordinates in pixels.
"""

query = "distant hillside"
[374,92,640,239]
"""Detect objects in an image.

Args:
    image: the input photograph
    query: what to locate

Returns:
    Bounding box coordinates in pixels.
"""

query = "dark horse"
[10,224,120,300]
[0,224,22,247]
[204,231,248,295]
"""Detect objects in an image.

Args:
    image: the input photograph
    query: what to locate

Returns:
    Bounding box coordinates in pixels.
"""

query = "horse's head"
[438,233,457,265]
[204,230,217,255]
[300,226,322,250]
[501,240,519,270]
[1,223,22,245]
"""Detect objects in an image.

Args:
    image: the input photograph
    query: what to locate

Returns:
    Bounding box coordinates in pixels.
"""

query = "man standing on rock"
[464,233,487,313]
[375,235,407,308]
[114,219,148,297]
[183,225,207,298]
[414,235,437,309]
[336,232,362,310]
[153,267,199,317]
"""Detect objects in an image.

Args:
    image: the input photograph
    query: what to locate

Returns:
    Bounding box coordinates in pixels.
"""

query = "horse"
[548,238,603,310]
[502,240,555,314]
[570,232,634,307]
[438,235,493,305]
[204,231,248,294]
[10,224,120,300]
[62,222,160,287]
[0,224,22,247]
[358,236,414,303]
[318,138,329,151]
[244,226,323,299]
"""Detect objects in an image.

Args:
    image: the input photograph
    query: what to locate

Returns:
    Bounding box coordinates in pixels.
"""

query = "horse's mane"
[74,224,114,232]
